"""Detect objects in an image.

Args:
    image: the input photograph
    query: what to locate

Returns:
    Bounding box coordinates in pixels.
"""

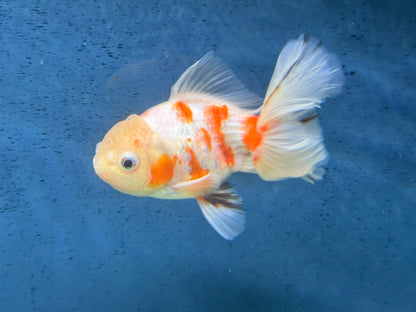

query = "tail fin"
[253,34,344,182]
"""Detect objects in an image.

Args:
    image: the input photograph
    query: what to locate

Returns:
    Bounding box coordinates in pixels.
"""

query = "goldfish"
[93,34,344,240]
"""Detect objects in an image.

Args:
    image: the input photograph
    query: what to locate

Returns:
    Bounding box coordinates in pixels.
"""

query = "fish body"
[93,35,344,240]
[139,96,255,199]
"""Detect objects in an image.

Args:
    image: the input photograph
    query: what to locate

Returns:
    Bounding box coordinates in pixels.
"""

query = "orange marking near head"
[134,139,141,149]
[203,105,234,166]
[149,154,176,188]
[185,146,209,179]
[242,115,263,151]
[199,127,212,151]
[172,101,193,123]
[141,110,149,117]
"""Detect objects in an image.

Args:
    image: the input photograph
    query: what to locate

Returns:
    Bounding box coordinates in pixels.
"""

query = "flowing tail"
[249,34,344,182]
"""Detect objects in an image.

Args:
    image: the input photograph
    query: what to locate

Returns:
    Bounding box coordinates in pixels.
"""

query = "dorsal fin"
[170,52,262,108]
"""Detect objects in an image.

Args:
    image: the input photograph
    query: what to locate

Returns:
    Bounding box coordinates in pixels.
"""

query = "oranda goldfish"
[93,35,344,240]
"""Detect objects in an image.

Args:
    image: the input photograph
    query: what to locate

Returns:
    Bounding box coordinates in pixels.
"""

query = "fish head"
[93,114,175,196]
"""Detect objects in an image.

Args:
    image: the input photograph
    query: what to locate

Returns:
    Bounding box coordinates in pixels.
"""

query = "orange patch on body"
[203,105,235,166]
[172,101,193,123]
[199,127,212,151]
[242,115,263,151]
[185,146,209,179]
[149,154,176,188]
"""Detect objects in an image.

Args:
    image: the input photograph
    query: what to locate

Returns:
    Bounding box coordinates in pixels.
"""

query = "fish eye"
[120,153,139,171]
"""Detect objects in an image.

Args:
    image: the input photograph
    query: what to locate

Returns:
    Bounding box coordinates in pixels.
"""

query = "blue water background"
[1,0,415,311]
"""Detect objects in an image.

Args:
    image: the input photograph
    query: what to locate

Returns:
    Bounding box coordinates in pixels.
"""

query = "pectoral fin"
[197,182,245,240]
[173,172,218,197]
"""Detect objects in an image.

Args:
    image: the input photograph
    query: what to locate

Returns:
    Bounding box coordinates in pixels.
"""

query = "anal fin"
[197,182,245,240]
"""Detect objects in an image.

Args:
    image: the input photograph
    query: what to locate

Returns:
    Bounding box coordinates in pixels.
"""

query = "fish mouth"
[93,155,106,179]
[94,165,111,184]
[94,165,104,177]
[93,142,103,175]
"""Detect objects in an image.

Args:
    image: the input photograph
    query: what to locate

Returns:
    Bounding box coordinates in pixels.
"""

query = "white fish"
[93,35,344,240]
